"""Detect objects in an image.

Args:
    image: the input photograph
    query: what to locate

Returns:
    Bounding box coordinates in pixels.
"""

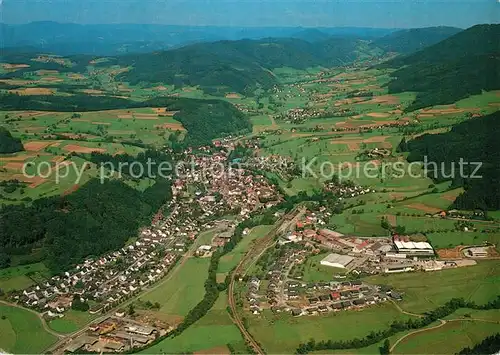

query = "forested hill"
[0,94,251,146]
[384,24,499,67]
[0,178,173,273]
[404,111,500,210]
[114,37,379,95]
[0,127,24,153]
[372,26,461,54]
[382,24,500,111]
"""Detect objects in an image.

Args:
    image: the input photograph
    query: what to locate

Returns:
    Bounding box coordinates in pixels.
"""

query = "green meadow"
[140,293,246,354]
[365,260,499,313]
[0,304,58,354]
[141,257,210,318]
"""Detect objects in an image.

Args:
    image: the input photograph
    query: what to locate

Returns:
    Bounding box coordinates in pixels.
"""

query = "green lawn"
[139,292,245,354]
[48,309,98,334]
[0,304,58,354]
[393,320,500,354]
[218,225,272,273]
[427,231,500,249]
[248,303,414,354]
[300,253,346,282]
[141,257,210,317]
[364,260,499,313]
[0,262,50,292]
[395,215,457,233]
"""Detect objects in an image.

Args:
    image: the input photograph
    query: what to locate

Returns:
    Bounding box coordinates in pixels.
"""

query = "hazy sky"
[1,0,498,28]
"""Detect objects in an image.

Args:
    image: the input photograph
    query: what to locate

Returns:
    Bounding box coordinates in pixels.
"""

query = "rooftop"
[320,253,354,267]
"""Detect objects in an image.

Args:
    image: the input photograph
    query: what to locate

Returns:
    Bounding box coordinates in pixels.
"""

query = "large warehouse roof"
[320,253,354,268]
[395,241,433,250]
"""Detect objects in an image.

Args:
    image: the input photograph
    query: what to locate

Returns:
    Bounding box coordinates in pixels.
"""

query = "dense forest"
[0,127,24,153]
[0,178,172,273]
[403,111,500,210]
[114,37,379,94]
[382,24,500,110]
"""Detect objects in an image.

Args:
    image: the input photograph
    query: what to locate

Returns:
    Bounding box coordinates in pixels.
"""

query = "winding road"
[388,300,500,353]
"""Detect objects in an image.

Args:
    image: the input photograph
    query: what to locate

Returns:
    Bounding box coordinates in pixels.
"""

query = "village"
[241,204,491,318]
[3,136,498,353]
[8,139,284,353]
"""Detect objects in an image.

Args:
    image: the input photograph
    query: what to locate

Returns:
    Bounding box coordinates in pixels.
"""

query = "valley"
[0,20,499,355]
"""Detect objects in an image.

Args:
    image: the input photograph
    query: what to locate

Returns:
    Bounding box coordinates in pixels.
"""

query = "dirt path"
[0,299,65,339]
[388,299,423,318]
[390,319,447,352]
[389,299,500,353]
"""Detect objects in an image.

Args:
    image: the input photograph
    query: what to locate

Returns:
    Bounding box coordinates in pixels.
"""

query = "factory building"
[320,253,354,269]
[393,240,434,257]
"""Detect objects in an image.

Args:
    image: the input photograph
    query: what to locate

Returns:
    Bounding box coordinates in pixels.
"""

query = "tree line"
[296,296,500,354]
[127,209,280,353]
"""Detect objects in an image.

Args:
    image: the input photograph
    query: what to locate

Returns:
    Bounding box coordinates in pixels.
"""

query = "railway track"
[227,207,305,354]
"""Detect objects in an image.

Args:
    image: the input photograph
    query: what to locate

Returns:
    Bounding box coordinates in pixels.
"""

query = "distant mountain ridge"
[372,26,462,54]
[0,22,396,55]
[383,24,500,110]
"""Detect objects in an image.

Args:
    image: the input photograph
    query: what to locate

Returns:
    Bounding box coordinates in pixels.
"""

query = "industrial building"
[393,240,434,257]
[383,264,415,274]
[320,253,354,269]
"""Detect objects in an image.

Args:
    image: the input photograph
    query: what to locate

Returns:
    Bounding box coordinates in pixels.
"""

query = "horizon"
[1,0,498,28]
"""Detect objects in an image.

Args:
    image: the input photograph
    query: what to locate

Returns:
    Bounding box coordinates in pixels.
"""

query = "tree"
[71,296,90,312]
[381,217,391,230]
[128,304,135,316]
[0,252,11,269]
[0,127,24,153]
[379,339,390,355]
[394,225,406,235]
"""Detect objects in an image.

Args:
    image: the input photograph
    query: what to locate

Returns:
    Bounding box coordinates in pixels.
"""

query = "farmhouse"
[320,253,354,269]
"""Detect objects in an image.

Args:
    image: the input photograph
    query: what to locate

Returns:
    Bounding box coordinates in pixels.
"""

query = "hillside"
[115,37,380,95]
[291,29,332,42]
[372,26,461,54]
[0,178,172,272]
[383,24,500,110]
[405,111,500,210]
[0,94,251,146]
[0,127,24,153]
